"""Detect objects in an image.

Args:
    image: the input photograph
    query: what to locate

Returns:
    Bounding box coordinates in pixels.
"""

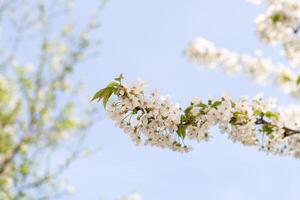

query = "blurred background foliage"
[0,0,105,199]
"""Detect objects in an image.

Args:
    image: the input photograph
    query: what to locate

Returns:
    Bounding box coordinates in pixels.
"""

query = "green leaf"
[91,81,119,102]
[208,100,212,105]
[64,65,73,73]
[229,116,237,125]
[229,111,245,125]
[177,125,187,139]
[91,88,107,101]
[102,88,115,109]
[106,81,119,88]
[271,12,285,24]
[196,103,208,109]
[20,164,28,176]
[281,74,292,82]
[297,76,300,85]
[262,124,273,135]
[254,109,263,116]
[211,101,221,108]
[114,74,124,82]
[265,111,279,121]
[132,107,139,114]
[184,106,193,115]
[230,100,236,108]
[180,114,186,123]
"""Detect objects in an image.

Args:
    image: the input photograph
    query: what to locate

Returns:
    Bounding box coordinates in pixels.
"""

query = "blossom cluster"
[185,37,300,96]
[282,36,300,68]
[254,0,300,67]
[93,76,300,158]
[255,0,300,44]
[96,77,189,153]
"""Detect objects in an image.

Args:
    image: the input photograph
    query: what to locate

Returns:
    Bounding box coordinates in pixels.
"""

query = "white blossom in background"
[59,180,75,194]
[247,0,264,5]
[254,0,300,67]
[119,192,142,200]
[282,37,300,67]
[255,0,300,44]
[186,0,300,91]
[185,37,300,96]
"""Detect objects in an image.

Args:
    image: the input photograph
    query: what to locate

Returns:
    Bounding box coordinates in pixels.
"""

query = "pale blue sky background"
[65,0,300,199]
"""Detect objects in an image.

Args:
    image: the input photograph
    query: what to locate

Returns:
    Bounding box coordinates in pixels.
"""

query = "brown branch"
[0,137,27,175]
[255,117,300,138]
[294,24,300,34]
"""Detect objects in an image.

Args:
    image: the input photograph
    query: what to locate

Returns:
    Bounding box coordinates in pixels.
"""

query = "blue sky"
[64,0,300,199]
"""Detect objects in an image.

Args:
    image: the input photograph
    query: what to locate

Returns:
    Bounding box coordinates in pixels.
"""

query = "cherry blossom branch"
[93,76,300,158]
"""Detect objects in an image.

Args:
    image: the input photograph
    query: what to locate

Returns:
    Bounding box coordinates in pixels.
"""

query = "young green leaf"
[211,101,221,108]
[106,81,119,88]
[114,73,124,82]
[102,88,115,109]
[91,88,107,101]
[265,111,279,121]
[91,81,119,102]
